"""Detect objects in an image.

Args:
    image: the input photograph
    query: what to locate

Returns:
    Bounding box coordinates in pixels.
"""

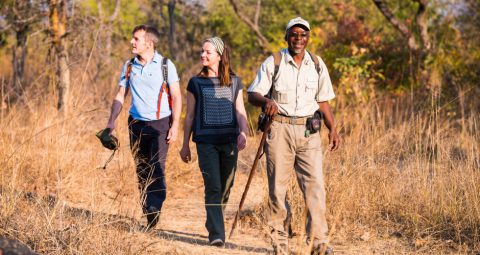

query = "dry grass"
[285,94,480,253]
[1,53,479,254]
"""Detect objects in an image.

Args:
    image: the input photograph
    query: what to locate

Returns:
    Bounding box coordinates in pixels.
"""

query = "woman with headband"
[180,37,249,246]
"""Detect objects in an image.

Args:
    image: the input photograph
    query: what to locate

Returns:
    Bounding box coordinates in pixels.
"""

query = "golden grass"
[285,95,479,253]
[0,57,479,254]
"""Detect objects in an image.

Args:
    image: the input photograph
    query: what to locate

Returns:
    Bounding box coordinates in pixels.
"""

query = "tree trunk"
[97,0,120,66]
[12,28,28,91]
[56,46,70,112]
[372,0,420,52]
[168,0,177,60]
[49,0,70,113]
[372,0,433,88]
[10,0,38,98]
[228,0,270,53]
[414,0,431,51]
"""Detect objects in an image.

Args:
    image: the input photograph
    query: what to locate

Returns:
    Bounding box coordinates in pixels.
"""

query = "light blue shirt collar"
[133,51,162,65]
[152,51,162,63]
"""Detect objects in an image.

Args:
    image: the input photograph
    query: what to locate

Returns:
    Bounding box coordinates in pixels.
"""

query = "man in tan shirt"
[248,17,340,255]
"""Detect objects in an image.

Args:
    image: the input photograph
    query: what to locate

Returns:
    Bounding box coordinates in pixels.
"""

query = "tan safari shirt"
[248,48,335,117]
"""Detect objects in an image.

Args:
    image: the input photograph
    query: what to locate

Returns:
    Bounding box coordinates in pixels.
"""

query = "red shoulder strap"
[124,58,135,96]
[156,58,172,119]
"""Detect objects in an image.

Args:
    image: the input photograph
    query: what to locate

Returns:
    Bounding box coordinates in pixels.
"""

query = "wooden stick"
[229,119,272,239]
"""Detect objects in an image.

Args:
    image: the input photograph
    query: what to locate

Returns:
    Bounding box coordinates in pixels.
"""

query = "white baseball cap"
[285,17,310,32]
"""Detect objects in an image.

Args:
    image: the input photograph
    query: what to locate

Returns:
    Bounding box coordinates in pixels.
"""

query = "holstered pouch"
[306,110,324,134]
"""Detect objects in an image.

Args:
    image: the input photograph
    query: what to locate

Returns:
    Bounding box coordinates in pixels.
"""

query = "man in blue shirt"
[105,25,182,230]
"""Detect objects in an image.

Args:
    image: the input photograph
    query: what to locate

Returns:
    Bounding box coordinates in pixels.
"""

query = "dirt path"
[151,169,271,255]
[122,158,416,255]
[81,142,456,255]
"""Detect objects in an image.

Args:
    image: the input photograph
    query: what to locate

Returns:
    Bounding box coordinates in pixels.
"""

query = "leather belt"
[273,115,311,125]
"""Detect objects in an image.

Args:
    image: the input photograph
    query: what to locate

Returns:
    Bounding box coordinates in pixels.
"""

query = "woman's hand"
[237,132,247,151]
[180,145,191,163]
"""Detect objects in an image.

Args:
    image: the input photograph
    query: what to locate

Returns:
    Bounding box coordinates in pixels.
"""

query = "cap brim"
[287,24,310,31]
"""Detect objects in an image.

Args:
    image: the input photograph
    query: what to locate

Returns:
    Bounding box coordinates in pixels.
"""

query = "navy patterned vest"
[187,75,243,144]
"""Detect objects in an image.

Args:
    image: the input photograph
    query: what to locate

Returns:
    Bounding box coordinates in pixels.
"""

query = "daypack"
[124,57,172,119]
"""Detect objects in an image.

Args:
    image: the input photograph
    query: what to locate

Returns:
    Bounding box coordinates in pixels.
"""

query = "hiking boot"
[145,206,160,230]
[311,244,334,255]
[210,239,224,247]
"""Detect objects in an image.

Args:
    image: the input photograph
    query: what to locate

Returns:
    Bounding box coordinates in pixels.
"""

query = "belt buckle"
[292,116,301,125]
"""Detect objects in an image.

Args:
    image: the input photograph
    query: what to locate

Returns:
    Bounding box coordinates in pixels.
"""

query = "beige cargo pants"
[265,120,328,248]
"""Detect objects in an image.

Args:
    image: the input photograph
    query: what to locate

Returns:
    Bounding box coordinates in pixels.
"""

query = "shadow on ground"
[1,187,271,254]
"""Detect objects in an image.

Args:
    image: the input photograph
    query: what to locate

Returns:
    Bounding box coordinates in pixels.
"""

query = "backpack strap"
[267,51,282,98]
[162,57,169,83]
[307,51,322,75]
[261,52,282,112]
[272,51,282,85]
[156,57,172,119]
[124,58,135,96]
[125,58,135,86]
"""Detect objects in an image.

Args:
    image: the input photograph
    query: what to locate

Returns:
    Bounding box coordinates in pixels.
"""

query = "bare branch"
[372,0,419,51]
[414,0,431,51]
[108,0,121,23]
[254,0,261,26]
[97,0,120,23]
[228,0,270,53]
[96,0,103,20]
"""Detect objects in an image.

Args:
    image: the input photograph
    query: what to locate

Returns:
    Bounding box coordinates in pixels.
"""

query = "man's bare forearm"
[318,102,335,131]
[248,92,267,107]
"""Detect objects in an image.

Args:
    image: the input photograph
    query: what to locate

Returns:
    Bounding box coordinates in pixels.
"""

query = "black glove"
[96,128,119,150]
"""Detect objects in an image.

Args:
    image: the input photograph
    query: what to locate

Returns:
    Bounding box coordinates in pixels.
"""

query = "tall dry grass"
[1,48,479,253]
[284,92,480,252]
[0,43,188,252]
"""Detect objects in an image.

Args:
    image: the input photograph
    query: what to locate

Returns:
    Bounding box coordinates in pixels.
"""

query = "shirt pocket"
[305,76,318,92]
[273,82,289,104]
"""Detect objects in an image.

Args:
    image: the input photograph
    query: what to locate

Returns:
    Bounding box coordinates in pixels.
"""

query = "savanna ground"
[1,1,480,254]
[1,84,478,254]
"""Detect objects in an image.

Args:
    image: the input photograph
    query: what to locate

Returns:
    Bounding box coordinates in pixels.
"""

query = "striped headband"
[204,37,224,56]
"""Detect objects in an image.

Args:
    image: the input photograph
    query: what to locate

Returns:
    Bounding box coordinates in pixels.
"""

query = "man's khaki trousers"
[265,121,328,247]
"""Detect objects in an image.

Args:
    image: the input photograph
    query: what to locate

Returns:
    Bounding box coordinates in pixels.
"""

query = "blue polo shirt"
[119,51,180,121]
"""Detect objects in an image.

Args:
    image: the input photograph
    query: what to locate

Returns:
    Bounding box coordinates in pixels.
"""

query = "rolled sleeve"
[248,56,275,96]
[316,57,335,102]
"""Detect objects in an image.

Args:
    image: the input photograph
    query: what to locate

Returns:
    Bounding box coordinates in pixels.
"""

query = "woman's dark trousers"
[196,143,238,242]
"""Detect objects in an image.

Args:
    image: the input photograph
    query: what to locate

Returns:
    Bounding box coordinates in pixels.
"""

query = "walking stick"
[229,117,273,239]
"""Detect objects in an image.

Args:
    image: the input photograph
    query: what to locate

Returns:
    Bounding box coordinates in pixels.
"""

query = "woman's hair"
[198,42,235,86]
